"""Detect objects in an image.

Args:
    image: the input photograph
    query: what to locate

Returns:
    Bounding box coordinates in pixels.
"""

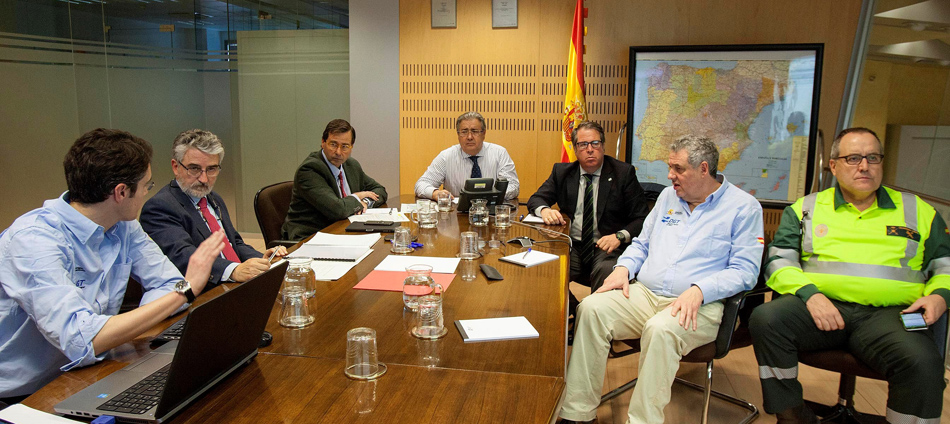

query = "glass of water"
[436,191,452,212]
[494,204,512,229]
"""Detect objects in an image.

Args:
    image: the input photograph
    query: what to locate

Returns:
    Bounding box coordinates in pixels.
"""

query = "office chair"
[119,278,144,314]
[798,312,948,424]
[253,181,297,249]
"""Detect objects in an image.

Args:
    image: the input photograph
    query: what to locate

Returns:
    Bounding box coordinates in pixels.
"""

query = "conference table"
[22,197,571,423]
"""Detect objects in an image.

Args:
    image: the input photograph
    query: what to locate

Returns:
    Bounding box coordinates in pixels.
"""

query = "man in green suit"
[281,119,388,240]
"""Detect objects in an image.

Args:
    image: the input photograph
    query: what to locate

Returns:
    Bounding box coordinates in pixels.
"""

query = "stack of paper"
[499,249,559,268]
[455,316,539,342]
[0,404,84,423]
[294,232,381,280]
[347,208,410,223]
[374,255,461,273]
[521,214,545,224]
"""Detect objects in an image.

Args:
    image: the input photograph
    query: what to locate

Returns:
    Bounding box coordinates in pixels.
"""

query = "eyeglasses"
[181,163,222,177]
[833,154,884,165]
[575,140,603,150]
[457,129,485,136]
[327,141,353,152]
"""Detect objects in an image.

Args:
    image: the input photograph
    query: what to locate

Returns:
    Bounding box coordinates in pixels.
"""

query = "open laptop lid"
[153,260,288,419]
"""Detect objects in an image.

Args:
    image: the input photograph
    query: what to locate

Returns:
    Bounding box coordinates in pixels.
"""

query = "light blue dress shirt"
[0,193,184,397]
[616,177,764,304]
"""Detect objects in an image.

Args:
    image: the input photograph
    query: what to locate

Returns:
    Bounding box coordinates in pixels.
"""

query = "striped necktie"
[581,174,596,265]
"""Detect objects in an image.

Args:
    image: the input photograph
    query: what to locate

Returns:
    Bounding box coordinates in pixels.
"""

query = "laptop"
[55,261,289,423]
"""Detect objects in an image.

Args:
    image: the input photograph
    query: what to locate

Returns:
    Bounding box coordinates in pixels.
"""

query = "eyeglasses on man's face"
[575,140,603,150]
[327,141,353,152]
[457,129,485,136]
[833,153,884,165]
[182,164,222,177]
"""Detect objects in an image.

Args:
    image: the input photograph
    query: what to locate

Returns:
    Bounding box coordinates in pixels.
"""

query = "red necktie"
[198,197,240,262]
[338,173,347,198]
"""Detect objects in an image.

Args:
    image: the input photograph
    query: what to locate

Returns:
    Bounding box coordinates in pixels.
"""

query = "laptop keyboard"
[96,364,170,415]
[154,316,187,342]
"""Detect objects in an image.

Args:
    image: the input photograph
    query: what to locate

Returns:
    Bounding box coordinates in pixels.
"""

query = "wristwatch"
[174,280,196,303]
[615,231,628,244]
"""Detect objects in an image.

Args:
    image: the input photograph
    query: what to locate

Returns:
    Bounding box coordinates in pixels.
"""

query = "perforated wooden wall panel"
[400,0,862,199]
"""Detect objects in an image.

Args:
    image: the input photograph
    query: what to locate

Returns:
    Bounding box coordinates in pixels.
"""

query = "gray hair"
[669,135,719,178]
[172,129,224,163]
[455,112,487,132]
[830,127,882,159]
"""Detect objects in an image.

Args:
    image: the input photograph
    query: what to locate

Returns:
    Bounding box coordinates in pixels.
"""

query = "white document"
[455,316,540,343]
[521,214,545,224]
[305,232,380,248]
[400,203,417,213]
[0,404,83,424]
[347,208,409,223]
[293,244,369,261]
[373,255,461,274]
[499,249,559,268]
[311,249,374,281]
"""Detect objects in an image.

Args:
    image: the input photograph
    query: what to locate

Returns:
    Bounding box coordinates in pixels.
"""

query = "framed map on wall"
[626,44,823,203]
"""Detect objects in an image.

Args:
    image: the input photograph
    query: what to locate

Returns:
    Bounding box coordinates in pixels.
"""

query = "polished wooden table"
[23,197,570,423]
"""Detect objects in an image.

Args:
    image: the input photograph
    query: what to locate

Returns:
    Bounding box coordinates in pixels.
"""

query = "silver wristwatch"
[174,280,196,303]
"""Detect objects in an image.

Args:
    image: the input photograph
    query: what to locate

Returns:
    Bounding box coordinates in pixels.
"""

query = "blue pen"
[520,214,525,221]
[523,247,531,259]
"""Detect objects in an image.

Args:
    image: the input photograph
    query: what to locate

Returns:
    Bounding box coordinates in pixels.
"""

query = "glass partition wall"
[850,0,950,219]
[0,0,350,232]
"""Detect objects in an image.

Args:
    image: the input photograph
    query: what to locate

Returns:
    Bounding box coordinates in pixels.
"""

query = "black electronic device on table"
[457,177,508,213]
[346,221,401,233]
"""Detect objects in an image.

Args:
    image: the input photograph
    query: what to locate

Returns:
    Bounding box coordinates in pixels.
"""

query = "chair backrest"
[254,181,294,247]
[640,182,666,211]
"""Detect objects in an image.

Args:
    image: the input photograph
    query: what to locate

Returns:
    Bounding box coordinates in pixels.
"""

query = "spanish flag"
[560,0,588,163]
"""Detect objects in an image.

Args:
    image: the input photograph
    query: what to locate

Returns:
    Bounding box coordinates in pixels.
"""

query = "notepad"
[305,232,381,248]
[0,404,84,424]
[521,214,545,224]
[292,244,368,262]
[455,316,539,343]
[499,250,559,267]
[374,255,461,274]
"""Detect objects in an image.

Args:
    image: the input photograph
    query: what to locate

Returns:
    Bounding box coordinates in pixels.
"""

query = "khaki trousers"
[560,283,724,424]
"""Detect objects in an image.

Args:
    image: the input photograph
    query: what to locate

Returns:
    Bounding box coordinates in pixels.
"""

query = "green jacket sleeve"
[923,213,950,306]
[765,206,819,301]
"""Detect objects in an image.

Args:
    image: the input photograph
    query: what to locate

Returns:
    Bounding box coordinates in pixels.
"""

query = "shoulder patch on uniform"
[887,226,921,242]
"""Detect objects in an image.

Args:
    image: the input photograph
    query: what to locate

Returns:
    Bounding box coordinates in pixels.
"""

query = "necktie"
[338,172,347,198]
[581,174,596,266]
[198,197,240,262]
[470,156,482,178]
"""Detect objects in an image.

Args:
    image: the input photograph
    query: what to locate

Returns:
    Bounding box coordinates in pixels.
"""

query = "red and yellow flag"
[560,0,588,163]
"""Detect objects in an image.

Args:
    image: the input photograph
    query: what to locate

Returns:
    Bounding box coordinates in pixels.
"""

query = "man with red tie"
[141,129,287,286]
[281,119,388,240]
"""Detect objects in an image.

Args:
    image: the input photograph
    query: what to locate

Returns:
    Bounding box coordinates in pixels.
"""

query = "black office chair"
[798,312,948,423]
[253,181,297,249]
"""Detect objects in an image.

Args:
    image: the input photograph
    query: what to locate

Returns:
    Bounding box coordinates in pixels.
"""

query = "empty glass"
[278,289,314,328]
[281,257,315,300]
[436,191,452,212]
[459,258,478,282]
[403,264,435,310]
[459,231,479,260]
[469,198,489,227]
[344,327,387,380]
[494,204,512,229]
[411,286,447,339]
[391,227,413,254]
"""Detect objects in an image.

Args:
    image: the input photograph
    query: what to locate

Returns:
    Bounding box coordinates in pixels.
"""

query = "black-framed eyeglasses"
[833,154,884,165]
[457,129,485,136]
[575,140,603,150]
[181,163,222,177]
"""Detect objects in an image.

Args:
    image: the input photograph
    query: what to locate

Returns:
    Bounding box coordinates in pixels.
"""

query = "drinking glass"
[344,327,387,380]
[494,204,512,229]
[391,227,413,254]
[278,289,314,328]
[411,285,447,339]
[459,231,479,260]
[436,191,452,212]
[411,200,438,229]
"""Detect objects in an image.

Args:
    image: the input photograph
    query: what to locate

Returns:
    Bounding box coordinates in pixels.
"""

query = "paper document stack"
[294,232,380,280]
[347,208,409,223]
[455,316,540,342]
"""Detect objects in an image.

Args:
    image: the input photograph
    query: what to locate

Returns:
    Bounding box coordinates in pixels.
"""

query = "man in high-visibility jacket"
[750,127,950,424]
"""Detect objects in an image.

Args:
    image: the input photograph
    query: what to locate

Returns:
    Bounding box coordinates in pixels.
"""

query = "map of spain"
[629,54,817,202]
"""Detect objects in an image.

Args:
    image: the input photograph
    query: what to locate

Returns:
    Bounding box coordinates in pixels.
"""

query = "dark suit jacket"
[140,180,263,286]
[527,155,648,240]
[281,153,388,240]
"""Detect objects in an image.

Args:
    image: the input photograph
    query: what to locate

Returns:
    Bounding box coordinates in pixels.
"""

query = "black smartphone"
[365,220,394,226]
[900,312,928,331]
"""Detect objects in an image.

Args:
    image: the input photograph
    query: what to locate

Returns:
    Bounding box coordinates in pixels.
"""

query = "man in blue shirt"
[558,135,764,424]
[0,128,224,404]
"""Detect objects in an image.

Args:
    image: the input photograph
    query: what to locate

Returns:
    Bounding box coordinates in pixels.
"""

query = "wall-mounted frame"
[431,0,457,28]
[625,44,824,204]
[492,0,518,28]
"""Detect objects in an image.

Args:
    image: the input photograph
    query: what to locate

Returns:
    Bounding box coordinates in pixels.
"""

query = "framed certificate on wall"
[492,0,517,28]
[431,0,456,28]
